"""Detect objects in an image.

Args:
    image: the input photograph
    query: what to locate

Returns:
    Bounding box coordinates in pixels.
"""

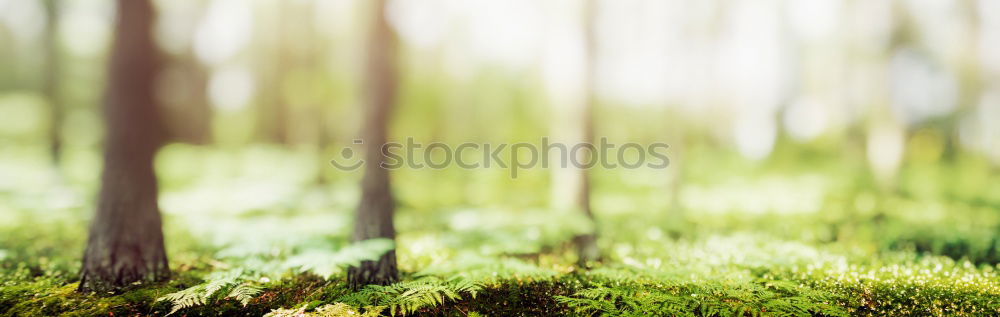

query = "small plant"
[265,303,385,317]
[157,239,395,315]
[338,277,482,315]
[556,276,849,317]
[156,269,262,315]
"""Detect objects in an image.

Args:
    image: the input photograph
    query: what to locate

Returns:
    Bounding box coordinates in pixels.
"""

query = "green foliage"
[285,239,397,278]
[4,147,1000,315]
[264,303,385,317]
[337,277,481,316]
[157,269,263,315]
[155,239,395,315]
[555,277,848,317]
[414,253,559,285]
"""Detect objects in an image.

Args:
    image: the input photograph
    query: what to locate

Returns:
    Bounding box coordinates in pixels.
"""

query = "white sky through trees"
[0,0,997,162]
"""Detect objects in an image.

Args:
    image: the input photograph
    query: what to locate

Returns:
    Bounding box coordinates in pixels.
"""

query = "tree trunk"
[78,0,169,293]
[163,52,212,145]
[348,0,399,289]
[43,0,62,166]
[254,1,290,145]
[573,0,601,267]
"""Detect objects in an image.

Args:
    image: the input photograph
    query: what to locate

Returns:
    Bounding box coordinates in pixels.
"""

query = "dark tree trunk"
[574,0,601,267]
[43,0,62,166]
[78,0,169,293]
[348,0,399,289]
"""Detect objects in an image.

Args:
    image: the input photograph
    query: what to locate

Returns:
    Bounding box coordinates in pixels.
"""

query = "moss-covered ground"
[3,145,1000,316]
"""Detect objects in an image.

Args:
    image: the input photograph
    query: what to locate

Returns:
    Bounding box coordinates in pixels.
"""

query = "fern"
[202,268,244,299]
[556,275,850,317]
[283,238,396,278]
[227,282,263,306]
[338,277,482,315]
[264,303,385,317]
[156,269,261,315]
[414,253,558,285]
[156,238,394,315]
[555,295,617,315]
[157,286,208,316]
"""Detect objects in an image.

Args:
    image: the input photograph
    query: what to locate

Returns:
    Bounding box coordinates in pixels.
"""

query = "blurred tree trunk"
[348,0,398,288]
[573,0,601,267]
[255,1,290,145]
[78,0,169,292]
[867,3,915,191]
[43,0,62,166]
[163,52,212,145]
[664,119,687,239]
[309,7,332,185]
[316,92,331,185]
[944,0,984,162]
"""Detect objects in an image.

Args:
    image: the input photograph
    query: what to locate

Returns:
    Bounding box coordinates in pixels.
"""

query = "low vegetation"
[3,147,1000,316]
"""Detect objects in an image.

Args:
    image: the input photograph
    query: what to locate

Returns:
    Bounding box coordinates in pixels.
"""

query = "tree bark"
[348,0,399,289]
[78,0,169,293]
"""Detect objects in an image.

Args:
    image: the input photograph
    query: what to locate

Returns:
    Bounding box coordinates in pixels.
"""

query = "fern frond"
[337,277,481,316]
[157,268,262,314]
[157,285,207,316]
[228,282,263,306]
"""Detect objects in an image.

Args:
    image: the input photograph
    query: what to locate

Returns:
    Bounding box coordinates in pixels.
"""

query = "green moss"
[447,280,578,316]
[0,273,331,316]
[5,267,1000,316]
[4,148,1000,316]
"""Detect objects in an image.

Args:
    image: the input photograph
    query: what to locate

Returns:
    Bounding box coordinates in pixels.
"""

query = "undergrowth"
[3,149,1000,316]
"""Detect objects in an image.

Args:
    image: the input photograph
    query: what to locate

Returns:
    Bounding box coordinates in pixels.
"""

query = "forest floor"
[3,145,1000,316]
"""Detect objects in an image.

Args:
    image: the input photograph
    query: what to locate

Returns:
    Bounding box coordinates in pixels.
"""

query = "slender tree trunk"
[255,1,290,144]
[348,0,399,288]
[573,0,601,266]
[297,0,331,185]
[316,98,331,185]
[43,0,62,166]
[78,0,169,293]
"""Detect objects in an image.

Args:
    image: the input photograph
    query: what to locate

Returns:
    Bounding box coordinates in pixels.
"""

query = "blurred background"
[2,0,998,174]
[2,0,1000,306]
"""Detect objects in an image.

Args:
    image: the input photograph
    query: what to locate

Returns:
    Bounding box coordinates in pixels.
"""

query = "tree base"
[347,250,398,289]
[573,234,601,268]
[78,253,169,293]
